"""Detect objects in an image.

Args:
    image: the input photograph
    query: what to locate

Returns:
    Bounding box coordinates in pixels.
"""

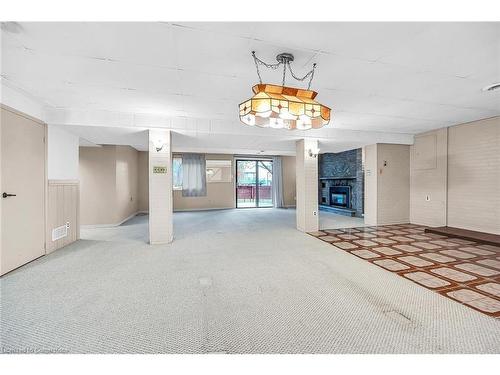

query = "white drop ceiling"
[1,22,499,154]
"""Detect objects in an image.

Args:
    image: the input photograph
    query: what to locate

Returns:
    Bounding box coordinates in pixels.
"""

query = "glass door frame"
[235,159,273,209]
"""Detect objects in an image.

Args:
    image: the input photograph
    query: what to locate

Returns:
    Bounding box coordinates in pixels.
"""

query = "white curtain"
[182,153,207,197]
[272,156,284,208]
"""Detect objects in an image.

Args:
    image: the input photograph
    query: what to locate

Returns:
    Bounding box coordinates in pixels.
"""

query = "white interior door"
[1,107,46,275]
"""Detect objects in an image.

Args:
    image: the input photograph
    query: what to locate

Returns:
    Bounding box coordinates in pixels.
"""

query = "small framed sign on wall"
[153,166,167,174]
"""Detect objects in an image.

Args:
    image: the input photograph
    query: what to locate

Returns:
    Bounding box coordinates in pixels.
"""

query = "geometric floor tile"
[350,249,380,259]
[309,224,500,318]
[425,233,449,239]
[372,237,397,245]
[454,263,500,277]
[459,247,495,256]
[309,231,327,237]
[447,289,500,313]
[389,236,414,242]
[334,241,359,250]
[430,240,461,247]
[373,246,402,256]
[412,242,442,250]
[448,238,477,245]
[477,259,500,270]
[419,252,457,263]
[388,230,410,235]
[319,236,341,243]
[373,259,410,271]
[467,297,500,314]
[393,244,423,253]
[370,231,393,236]
[475,283,500,297]
[398,256,434,267]
[403,272,451,288]
[439,249,476,259]
[352,240,378,247]
[406,234,433,241]
[447,289,485,303]
[338,234,360,240]
[430,267,477,282]
[476,244,500,252]
[405,229,426,234]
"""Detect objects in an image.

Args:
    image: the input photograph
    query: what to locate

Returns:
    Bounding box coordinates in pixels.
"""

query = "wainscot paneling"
[46,180,79,253]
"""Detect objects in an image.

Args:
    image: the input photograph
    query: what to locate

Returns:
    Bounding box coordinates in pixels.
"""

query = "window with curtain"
[173,155,228,191]
[172,157,182,190]
[182,153,207,197]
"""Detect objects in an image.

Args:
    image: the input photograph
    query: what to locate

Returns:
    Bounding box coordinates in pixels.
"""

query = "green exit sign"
[153,166,167,174]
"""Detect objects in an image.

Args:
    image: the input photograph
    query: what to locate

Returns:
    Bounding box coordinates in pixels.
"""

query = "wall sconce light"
[308,147,320,158]
[153,139,166,152]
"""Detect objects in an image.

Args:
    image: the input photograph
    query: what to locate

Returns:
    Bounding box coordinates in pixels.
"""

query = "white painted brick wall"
[296,139,319,232]
[148,129,173,244]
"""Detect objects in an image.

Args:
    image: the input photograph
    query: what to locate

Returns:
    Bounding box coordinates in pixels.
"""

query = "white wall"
[282,156,296,207]
[363,144,378,226]
[410,128,448,227]
[47,125,80,180]
[377,144,410,225]
[296,139,319,232]
[79,146,117,225]
[409,116,500,234]
[364,143,410,226]
[148,129,173,244]
[447,117,499,234]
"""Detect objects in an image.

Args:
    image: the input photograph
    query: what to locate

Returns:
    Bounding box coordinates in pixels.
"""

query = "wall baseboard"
[173,207,235,212]
[81,211,140,229]
[378,219,411,225]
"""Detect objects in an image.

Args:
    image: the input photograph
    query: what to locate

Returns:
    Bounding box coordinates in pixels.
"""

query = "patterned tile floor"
[309,224,500,318]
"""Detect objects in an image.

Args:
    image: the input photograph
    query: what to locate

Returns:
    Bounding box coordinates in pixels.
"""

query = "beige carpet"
[1,209,499,353]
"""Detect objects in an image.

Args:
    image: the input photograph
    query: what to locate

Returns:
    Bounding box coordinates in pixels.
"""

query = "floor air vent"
[52,225,68,241]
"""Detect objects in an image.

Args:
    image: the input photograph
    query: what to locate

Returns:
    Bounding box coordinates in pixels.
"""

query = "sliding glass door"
[257,160,273,207]
[236,160,273,208]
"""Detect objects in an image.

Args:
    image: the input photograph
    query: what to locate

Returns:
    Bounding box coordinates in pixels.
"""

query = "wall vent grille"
[52,225,67,241]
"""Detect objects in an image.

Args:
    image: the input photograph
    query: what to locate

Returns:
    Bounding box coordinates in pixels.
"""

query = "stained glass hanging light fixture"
[239,52,331,130]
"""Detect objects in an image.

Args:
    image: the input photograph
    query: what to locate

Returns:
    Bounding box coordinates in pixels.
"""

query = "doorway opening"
[236,159,273,208]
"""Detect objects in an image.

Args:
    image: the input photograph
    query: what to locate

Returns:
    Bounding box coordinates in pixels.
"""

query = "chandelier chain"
[251,51,316,89]
[252,51,282,84]
[287,62,316,90]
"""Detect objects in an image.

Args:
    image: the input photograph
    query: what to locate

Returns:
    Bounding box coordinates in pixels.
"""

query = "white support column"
[296,139,319,232]
[148,129,173,244]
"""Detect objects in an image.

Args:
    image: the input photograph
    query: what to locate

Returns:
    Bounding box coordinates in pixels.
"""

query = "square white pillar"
[296,139,319,232]
[148,129,173,244]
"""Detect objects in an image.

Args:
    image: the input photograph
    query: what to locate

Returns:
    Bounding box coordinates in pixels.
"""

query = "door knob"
[2,192,16,198]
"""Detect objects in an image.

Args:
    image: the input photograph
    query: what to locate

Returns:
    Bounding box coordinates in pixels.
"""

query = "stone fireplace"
[318,148,364,217]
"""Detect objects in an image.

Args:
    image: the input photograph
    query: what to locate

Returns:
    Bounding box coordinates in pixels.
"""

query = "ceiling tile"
[2,21,499,151]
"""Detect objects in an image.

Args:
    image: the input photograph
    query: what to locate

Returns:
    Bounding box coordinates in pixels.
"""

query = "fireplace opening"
[329,186,351,208]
